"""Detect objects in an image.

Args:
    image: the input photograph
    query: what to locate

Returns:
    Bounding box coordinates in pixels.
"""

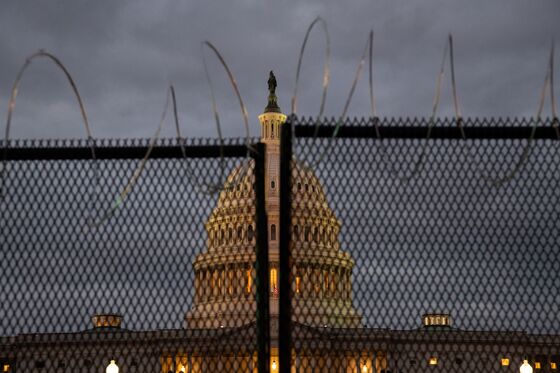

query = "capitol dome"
[185,74,362,330]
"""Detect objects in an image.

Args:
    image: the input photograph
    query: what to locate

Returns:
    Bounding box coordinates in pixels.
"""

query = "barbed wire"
[1,44,255,226]
[291,19,558,186]
[2,21,558,224]
[0,50,99,210]
[476,41,558,187]
[372,34,458,183]
[200,41,253,194]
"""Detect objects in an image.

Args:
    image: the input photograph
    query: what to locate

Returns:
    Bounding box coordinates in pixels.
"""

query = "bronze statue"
[265,70,280,113]
[268,70,277,96]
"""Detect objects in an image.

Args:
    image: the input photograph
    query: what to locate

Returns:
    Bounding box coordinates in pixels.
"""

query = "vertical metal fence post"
[279,118,293,373]
[254,142,270,373]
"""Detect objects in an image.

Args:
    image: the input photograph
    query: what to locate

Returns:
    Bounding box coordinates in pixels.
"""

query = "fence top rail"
[1,138,256,160]
[290,116,560,139]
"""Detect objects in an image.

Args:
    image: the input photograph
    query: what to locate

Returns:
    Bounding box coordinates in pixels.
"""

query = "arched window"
[304,226,311,242]
[313,226,318,243]
[235,268,242,297]
[270,224,276,241]
[227,270,233,296]
[220,228,225,245]
[237,226,243,242]
[219,269,225,296]
[295,269,302,296]
[247,225,254,242]
[270,180,276,189]
[293,225,299,241]
[246,268,252,294]
[314,268,321,296]
[228,227,233,242]
[212,270,219,298]
[270,268,278,296]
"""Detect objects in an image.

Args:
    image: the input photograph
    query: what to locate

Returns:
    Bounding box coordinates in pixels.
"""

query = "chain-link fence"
[1,138,271,372]
[1,117,559,373]
[282,117,560,373]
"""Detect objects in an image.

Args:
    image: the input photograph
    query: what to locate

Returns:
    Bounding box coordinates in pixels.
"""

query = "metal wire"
[0,50,98,203]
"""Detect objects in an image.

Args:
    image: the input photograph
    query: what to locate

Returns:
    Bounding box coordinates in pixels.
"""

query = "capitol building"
[1,78,559,373]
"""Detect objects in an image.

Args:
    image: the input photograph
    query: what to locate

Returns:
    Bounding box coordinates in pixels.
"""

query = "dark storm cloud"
[0,0,559,140]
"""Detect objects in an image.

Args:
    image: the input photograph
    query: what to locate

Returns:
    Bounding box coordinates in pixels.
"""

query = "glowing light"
[3,364,10,372]
[362,363,368,372]
[520,360,533,373]
[551,362,557,369]
[106,360,119,373]
[295,276,301,294]
[246,269,252,294]
[271,360,277,371]
[271,268,278,296]
[502,358,510,366]
[429,357,438,366]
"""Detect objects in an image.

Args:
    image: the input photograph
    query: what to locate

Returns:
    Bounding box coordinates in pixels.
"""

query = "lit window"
[295,276,301,294]
[551,362,557,369]
[535,362,541,369]
[3,364,10,372]
[246,269,252,294]
[270,268,278,296]
[501,358,510,366]
[429,357,438,366]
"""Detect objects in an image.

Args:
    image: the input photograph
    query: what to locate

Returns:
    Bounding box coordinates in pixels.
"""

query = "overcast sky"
[1,0,559,140]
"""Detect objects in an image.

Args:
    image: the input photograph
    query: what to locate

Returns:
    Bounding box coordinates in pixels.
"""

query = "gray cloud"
[0,0,559,140]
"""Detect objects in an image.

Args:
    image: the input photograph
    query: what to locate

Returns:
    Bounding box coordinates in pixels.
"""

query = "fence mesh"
[1,117,559,373]
[287,117,560,373]
[1,138,264,372]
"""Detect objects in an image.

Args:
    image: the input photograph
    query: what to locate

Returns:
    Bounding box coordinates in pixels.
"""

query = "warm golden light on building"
[423,313,451,327]
[502,357,510,366]
[3,364,10,372]
[535,361,541,369]
[295,275,301,294]
[551,362,557,369]
[270,268,278,296]
[92,314,122,328]
[429,357,438,365]
[246,269,252,294]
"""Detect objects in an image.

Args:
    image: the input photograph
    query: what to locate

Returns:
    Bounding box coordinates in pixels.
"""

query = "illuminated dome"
[185,74,362,329]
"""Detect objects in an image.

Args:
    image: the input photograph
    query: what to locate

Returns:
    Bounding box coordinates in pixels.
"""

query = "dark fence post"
[279,118,293,373]
[254,142,270,373]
